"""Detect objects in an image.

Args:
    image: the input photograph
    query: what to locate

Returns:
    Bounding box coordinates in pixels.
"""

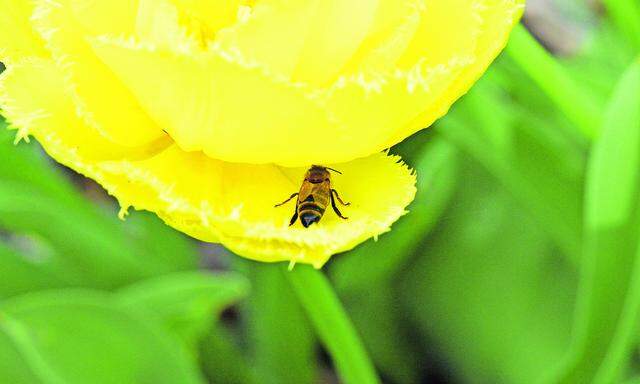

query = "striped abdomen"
[298,193,328,228]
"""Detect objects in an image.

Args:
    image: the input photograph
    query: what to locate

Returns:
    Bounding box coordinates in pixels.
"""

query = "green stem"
[283,264,381,384]
[0,313,67,384]
[603,0,640,50]
[505,24,603,140]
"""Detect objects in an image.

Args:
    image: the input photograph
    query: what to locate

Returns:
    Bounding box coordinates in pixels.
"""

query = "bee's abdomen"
[298,195,326,227]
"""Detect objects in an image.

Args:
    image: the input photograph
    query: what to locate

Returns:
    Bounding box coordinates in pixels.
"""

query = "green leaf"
[0,290,205,384]
[120,211,200,273]
[115,271,249,348]
[603,0,640,50]
[552,59,640,384]
[566,22,636,106]
[200,325,257,384]
[0,243,70,299]
[505,25,604,139]
[584,60,640,228]
[328,140,457,383]
[441,79,585,262]
[331,138,459,293]
[341,283,420,384]
[0,180,199,289]
[0,122,199,290]
[402,159,575,384]
[0,124,78,204]
[0,329,43,384]
[238,261,316,384]
[0,180,151,287]
[115,270,254,384]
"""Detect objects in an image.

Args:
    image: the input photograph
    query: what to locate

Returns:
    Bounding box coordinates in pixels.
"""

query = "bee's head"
[306,165,330,183]
[310,165,342,174]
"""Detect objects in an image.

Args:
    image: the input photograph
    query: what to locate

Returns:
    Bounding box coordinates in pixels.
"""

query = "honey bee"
[275,165,350,227]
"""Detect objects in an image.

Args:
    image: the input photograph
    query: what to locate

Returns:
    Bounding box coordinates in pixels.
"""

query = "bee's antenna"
[325,167,342,174]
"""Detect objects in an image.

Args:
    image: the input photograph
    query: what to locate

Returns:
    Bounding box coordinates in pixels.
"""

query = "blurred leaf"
[330,138,459,293]
[441,79,585,262]
[0,180,153,286]
[115,271,249,348]
[341,283,420,384]
[0,242,70,299]
[0,123,199,290]
[121,211,200,273]
[200,325,257,384]
[285,264,381,384]
[603,0,640,50]
[566,22,636,105]
[0,290,205,384]
[402,159,575,384]
[505,25,604,139]
[329,139,458,383]
[238,261,317,384]
[0,329,43,384]
[0,123,78,204]
[552,60,640,384]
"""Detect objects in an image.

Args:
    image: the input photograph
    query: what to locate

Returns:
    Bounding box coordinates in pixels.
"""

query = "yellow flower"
[0,0,524,267]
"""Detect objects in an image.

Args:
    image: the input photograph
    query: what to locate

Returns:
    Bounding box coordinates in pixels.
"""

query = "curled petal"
[216,0,381,85]
[0,0,48,63]
[0,59,416,267]
[1,0,522,266]
[340,0,424,74]
[88,0,523,166]
[0,59,170,160]
[215,1,328,78]
[385,0,525,146]
[32,0,165,147]
[289,0,380,86]
[170,0,251,40]
[89,37,340,166]
[100,148,416,267]
[90,37,472,166]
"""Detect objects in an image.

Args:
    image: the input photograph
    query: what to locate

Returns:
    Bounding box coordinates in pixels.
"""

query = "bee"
[275,165,350,228]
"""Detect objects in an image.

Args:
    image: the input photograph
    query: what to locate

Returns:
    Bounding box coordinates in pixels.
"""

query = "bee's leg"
[331,189,350,206]
[275,193,299,207]
[330,192,348,220]
[289,210,299,226]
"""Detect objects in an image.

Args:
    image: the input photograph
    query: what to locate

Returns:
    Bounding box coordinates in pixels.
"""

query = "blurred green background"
[1,0,640,383]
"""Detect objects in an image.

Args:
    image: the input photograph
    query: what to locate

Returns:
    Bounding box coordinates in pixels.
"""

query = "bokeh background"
[1,0,639,383]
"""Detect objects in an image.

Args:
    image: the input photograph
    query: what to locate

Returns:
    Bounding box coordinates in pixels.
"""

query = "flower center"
[174,1,255,45]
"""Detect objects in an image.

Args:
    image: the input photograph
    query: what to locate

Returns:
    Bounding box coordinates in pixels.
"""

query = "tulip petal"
[386,0,525,146]
[99,148,417,267]
[0,60,416,268]
[171,0,249,40]
[90,37,341,166]
[215,1,323,77]
[288,0,380,86]
[136,0,201,51]
[341,0,424,74]
[135,0,250,48]
[64,0,139,36]
[87,0,522,166]
[397,0,484,69]
[31,0,164,147]
[0,59,170,161]
[90,35,473,166]
[0,0,522,267]
[0,0,48,63]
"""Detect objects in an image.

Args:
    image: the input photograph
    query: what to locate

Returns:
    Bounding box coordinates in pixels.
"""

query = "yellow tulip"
[0,0,524,267]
